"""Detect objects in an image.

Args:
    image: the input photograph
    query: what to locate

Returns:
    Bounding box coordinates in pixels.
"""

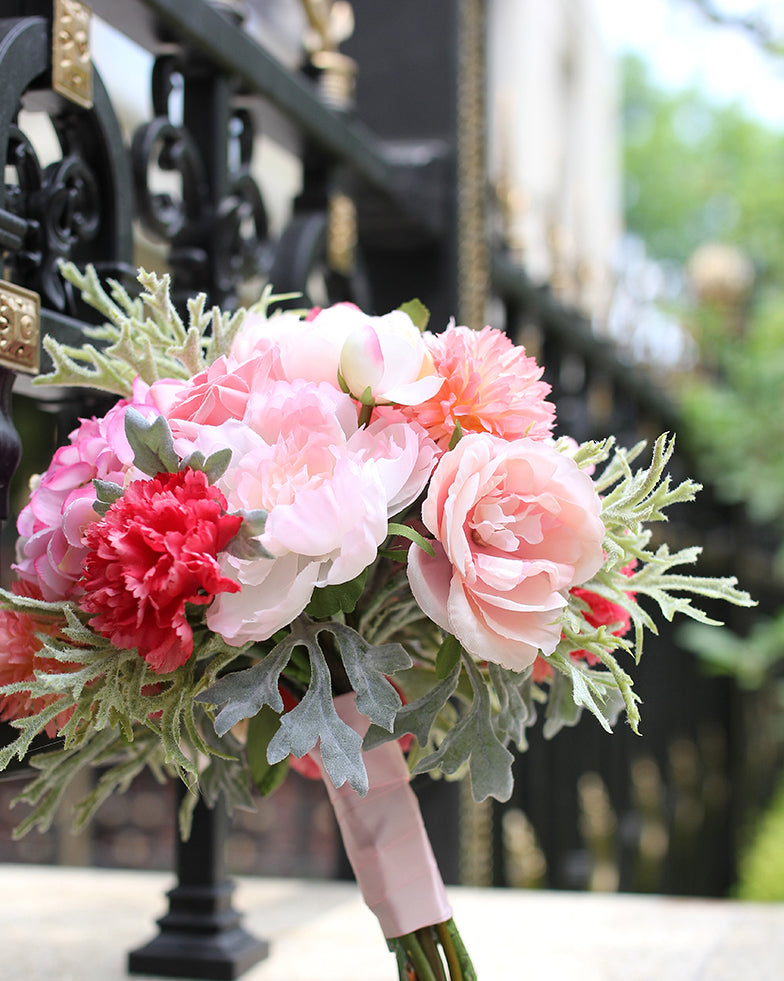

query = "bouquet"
[0,264,753,980]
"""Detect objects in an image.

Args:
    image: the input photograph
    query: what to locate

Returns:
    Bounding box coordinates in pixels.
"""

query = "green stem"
[390,919,476,981]
[390,939,410,980]
[435,921,461,980]
[395,932,439,981]
[417,928,447,981]
[358,401,374,427]
[440,919,477,981]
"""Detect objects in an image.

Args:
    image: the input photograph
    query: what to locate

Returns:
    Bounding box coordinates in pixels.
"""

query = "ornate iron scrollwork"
[213,109,270,297]
[132,55,270,308]
[0,16,133,315]
[5,124,101,312]
[132,114,208,241]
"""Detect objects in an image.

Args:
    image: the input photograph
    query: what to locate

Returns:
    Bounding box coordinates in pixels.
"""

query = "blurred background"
[3,0,784,905]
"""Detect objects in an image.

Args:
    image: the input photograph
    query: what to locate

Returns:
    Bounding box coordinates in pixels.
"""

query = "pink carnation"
[13,382,176,602]
[403,325,556,450]
[79,469,242,674]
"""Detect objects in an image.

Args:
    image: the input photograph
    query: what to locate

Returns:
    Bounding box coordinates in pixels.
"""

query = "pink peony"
[79,469,242,674]
[204,380,392,645]
[231,302,442,406]
[403,324,556,450]
[166,350,283,434]
[407,433,605,671]
[353,407,438,516]
[230,307,349,387]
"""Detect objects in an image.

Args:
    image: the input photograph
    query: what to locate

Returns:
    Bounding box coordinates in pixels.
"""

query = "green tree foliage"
[623,54,784,285]
[622,55,784,549]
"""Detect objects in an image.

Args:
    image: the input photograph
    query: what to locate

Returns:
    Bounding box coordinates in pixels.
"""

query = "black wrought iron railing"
[0,2,465,975]
[0,1,778,977]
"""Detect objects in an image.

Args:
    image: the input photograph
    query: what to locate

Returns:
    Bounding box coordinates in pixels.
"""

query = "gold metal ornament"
[0,280,41,375]
[327,192,357,276]
[53,0,93,110]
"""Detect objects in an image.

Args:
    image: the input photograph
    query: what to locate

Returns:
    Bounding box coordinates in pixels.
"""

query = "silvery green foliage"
[0,588,253,837]
[197,618,412,795]
[36,263,295,395]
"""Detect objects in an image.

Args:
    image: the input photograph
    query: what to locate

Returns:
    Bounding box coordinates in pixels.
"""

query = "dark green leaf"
[305,569,367,619]
[448,418,464,451]
[246,705,290,796]
[398,298,430,331]
[435,634,461,679]
[387,522,435,558]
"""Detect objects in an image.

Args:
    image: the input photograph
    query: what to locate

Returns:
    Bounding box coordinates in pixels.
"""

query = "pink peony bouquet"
[0,265,753,980]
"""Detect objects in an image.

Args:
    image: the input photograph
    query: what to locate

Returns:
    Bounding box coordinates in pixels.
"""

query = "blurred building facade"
[487,0,621,321]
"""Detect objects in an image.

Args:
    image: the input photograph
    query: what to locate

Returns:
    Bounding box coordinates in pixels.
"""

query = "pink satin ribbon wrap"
[314,693,453,939]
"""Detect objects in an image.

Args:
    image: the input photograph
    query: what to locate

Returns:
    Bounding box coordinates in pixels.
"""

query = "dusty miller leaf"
[196,641,290,735]
[411,655,515,802]
[180,447,233,484]
[363,658,461,751]
[125,409,179,477]
[266,636,368,795]
[320,621,411,731]
[487,662,537,748]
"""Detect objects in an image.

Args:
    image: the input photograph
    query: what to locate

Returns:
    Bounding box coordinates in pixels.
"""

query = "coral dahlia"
[403,324,556,450]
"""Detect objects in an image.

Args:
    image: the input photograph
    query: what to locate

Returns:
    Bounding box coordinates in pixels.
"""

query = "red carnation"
[79,469,242,674]
[533,564,636,682]
[569,585,633,667]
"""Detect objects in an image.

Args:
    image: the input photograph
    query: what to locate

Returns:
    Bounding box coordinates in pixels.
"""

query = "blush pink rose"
[407,433,605,671]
